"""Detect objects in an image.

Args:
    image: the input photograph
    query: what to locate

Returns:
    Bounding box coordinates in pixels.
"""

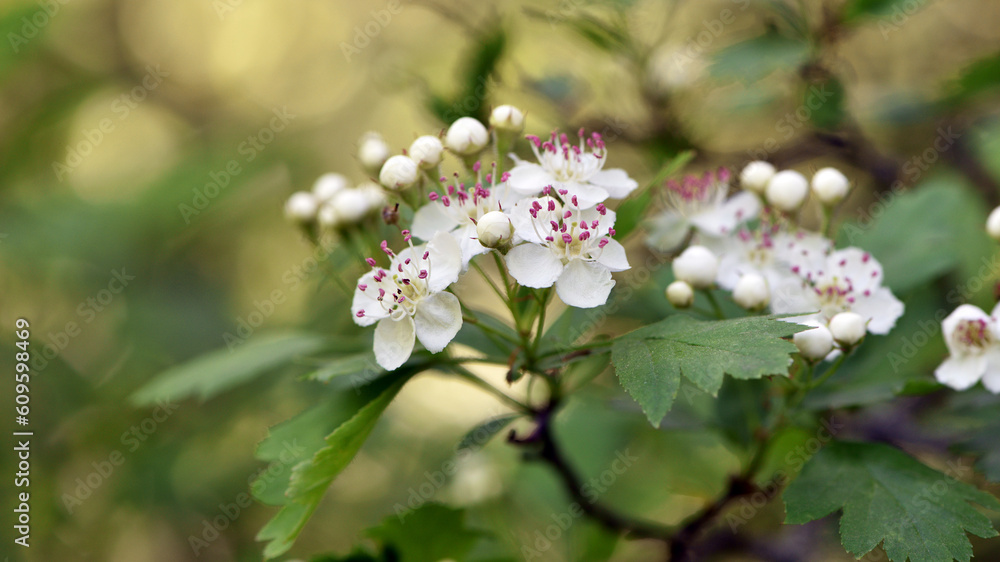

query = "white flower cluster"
[299,106,638,370]
[654,161,904,361]
[934,205,1000,394]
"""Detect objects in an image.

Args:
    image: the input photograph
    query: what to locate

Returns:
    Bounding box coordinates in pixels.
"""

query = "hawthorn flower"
[710,226,832,293]
[379,155,419,191]
[507,129,637,209]
[506,196,629,308]
[445,117,489,155]
[409,136,444,169]
[476,211,513,249]
[732,273,770,311]
[772,247,904,335]
[673,245,718,289]
[811,167,850,206]
[739,161,776,195]
[411,163,521,266]
[794,323,835,361]
[285,192,318,224]
[935,304,1000,393]
[646,169,760,252]
[829,311,867,347]
[765,170,809,212]
[352,231,463,370]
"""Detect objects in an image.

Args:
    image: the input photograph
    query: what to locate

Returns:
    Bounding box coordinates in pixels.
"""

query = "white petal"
[769,277,818,317]
[596,239,630,272]
[351,271,389,326]
[856,287,904,335]
[829,247,883,293]
[426,231,463,292]
[690,192,760,236]
[374,316,415,370]
[505,243,564,288]
[414,292,463,353]
[556,259,615,308]
[509,198,546,244]
[982,350,1000,393]
[589,168,638,199]
[456,224,488,267]
[412,202,459,240]
[563,181,609,209]
[934,355,986,391]
[646,213,690,252]
[508,163,556,196]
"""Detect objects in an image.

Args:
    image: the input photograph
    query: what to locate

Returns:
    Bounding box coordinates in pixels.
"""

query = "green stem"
[462,314,519,346]
[471,260,507,304]
[807,352,848,391]
[702,290,725,320]
[530,288,553,358]
[449,364,533,414]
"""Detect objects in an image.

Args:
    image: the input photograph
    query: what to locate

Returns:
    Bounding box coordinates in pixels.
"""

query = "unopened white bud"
[285,192,318,224]
[409,136,444,169]
[666,280,694,308]
[476,211,513,249]
[317,203,340,228]
[312,173,348,203]
[987,206,1000,241]
[331,188,370,223]
[811,167,850,206]
[672,245,718,289]
[732,273,770,311]
[829,312,867,347]
[445,117,489,155]
[739,161,776,195]
[765,170,809,212]
[356,181,387,211]
[358,132,390,172]
[379,155,419,190]
[794,325,834,361]
[489,105,525,133]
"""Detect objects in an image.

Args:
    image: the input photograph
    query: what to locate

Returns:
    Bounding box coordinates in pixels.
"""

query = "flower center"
[526,129,606,184]
[953,318,993,353]
[662,169,730,217]
[356,234,433,320]
[428,165,511,226]
[527,196,614,264]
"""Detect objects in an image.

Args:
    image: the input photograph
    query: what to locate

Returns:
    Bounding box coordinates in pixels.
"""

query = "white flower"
[352,231,463,370]
[739,161,776,195]
[935,304,1000,392]
[489,105,525,133]
[476,210,513,249]
[829,311,866,347]
[766,170,809,212]
[646,169,760,252]
[811,167,850,206]
[987,206,1000,241]
[312,173,349,203]
[733,273,770,311]
[379,155,419,191]
[285,192,318,224]
[507,129,637,209]
[358,132,390,173]
[409,136,444,169]
[411,165,520,266]
[505,199,629,308]
[794,323,835,361]
[666,280,694,308]
[710,226,832,294]
[672,245,718,289]
[445,117,489,155]
[772,247,904,335]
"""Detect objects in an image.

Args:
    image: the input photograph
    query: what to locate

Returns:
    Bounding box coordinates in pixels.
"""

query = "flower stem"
[702,290,726,320]
[448,363,533,414]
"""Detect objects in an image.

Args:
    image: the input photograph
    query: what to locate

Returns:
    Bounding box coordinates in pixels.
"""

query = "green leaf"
[456,414,520,451]
[945,51,1000,106]
[611,315,806,426]
[807,76,846,130]
[131,332,328,405]
[304,352,379,383]
[837,179,987,294]
[257,371,413,558]
[709,31,810,84]
[366,503,490,562]
[784,441,1000,562]
[842,0,914,21]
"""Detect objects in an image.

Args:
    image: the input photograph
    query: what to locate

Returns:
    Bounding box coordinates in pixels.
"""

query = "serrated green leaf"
[131,332,328,405]
[784,441,1000,562]
[612,315,805,426]
[367,503,489,562]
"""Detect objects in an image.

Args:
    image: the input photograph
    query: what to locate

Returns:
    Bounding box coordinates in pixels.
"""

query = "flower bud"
[379,155,419,190]
[489,105,525,133]
[476,211,513,249]
[356,181,387,210]
[765,170,809,212]
[331,188,370,223]
[987,206,1000,241]
[358,132,390,173]
[811,167,850,206]
[409,136,444,169]
[445,117,489,155]
[829,312,867,347]
[732,273,770,311]
[739,161,776,195]
[793,325,834,361]
[666,280,694,308]
[672,245,718,289]
[312,173,348,203]
[317,203,340,229]
[284,191,318,224]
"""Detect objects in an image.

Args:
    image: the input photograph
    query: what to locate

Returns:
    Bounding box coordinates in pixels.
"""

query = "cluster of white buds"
[358,132,390,174]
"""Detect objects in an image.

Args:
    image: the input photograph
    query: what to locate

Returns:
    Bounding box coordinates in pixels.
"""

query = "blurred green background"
[2,0,1000,560]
